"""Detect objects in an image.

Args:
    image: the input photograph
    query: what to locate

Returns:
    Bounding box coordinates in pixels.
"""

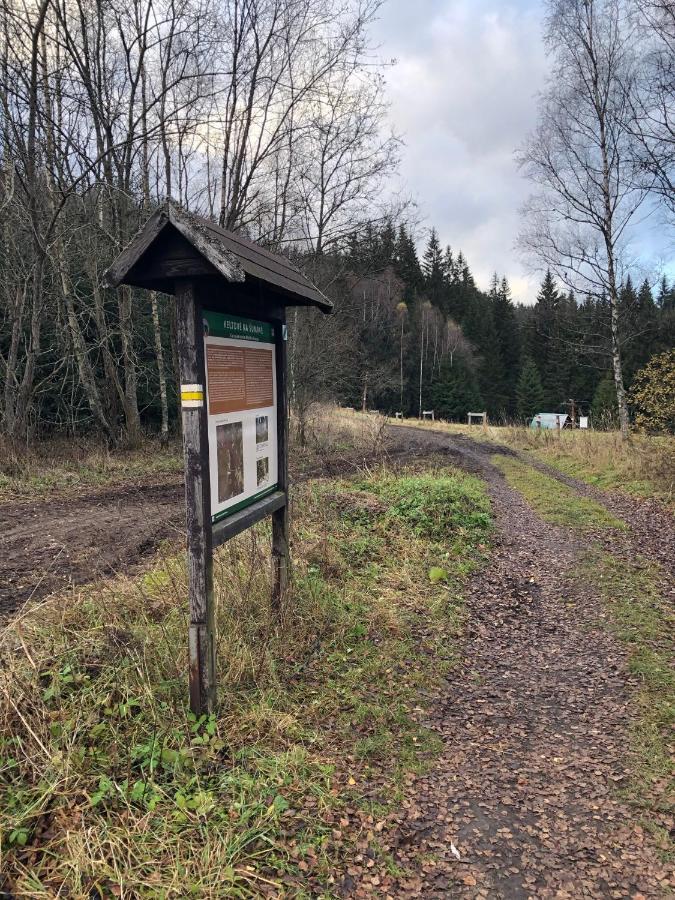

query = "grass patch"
[577,549,674,858]
[0,463,491,895]
[492,455,626,531]
[490,426,675,505]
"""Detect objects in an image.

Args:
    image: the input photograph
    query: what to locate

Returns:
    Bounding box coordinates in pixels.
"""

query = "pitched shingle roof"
[103,202,332,313]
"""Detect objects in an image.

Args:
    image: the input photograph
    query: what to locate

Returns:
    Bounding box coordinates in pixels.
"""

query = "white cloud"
[373,0,550,303]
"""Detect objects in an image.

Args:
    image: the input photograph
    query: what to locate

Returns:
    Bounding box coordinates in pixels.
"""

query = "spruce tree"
[431,357,483,421]
[629,280,658,380]
[591,374,619,429]
[475,306,503,418]
[395,225,422,299]
[422,228,444,307]
[527,272,554,369]
[618,275,637,315]
[492,276,521,416]
[516,357,545,422]
[657,276,673,311]
[530,270,576,408]
[422,228,442,278]
[442,246,455,281]
[378,220,397,268]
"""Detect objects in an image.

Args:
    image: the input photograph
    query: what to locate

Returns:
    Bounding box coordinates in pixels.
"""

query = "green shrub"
[630,350,675,434]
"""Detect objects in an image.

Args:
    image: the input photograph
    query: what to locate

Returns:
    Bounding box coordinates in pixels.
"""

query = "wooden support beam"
[212,491,286,548]
[175,280,216,716]
[272,314,290,614]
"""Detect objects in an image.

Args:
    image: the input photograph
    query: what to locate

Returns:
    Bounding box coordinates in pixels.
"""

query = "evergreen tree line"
[301,224,675,428]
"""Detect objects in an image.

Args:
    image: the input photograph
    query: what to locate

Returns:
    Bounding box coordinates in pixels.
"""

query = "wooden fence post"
[272,313,290,614]
[175,280,216,715]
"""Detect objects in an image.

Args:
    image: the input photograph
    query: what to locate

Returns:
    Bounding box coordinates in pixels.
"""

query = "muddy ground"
[0,477,184,620]
[1,426,673,898]
[0,429,451,620]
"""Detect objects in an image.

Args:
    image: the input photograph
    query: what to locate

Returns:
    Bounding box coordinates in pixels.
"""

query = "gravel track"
[361,427,674,899]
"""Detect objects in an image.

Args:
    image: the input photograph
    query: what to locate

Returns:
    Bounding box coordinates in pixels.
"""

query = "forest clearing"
[2,0,675,896]
[1,416,673,896]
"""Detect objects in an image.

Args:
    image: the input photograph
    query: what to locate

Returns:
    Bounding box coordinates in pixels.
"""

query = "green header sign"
[203,310,274,343]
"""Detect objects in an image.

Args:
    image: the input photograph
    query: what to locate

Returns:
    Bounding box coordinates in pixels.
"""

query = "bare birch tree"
[0,0,400,442]
[518,0,645,438]
[631,0,675,222]
[296,68,400,254]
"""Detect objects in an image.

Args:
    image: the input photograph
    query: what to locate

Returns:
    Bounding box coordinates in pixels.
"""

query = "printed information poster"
[204,311,278,523]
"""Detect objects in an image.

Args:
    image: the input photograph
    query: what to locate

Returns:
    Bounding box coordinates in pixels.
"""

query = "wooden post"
[175,280,216,715]
[272,313,290,614]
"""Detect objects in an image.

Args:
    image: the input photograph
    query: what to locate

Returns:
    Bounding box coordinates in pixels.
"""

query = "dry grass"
[290,404,391,479]
[0,463,492,896]
[387,414,674,504]
[493,426,675,504]
[388,417,477,437]
[0,435,183,500]
[0,409,389,502]
[294,403,389,451]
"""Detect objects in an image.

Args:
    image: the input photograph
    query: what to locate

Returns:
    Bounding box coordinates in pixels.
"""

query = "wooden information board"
[103,202,331,717]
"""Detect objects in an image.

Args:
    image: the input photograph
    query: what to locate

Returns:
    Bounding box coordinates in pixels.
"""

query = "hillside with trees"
[291,227,675,431]
[1,0,674,444]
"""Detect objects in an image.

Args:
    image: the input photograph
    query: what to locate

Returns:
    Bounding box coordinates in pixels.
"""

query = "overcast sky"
[371,0,672,304]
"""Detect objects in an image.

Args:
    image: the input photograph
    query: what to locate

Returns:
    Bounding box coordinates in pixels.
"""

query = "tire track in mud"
[0,431,450,621]
[0,478,184,620]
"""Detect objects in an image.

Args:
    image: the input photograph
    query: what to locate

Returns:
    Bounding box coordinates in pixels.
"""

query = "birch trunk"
[118,284,142,446]
[141,60,170,446]
[151,292,170,446]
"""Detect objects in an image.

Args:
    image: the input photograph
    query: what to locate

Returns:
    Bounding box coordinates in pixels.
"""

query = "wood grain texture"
[175,279,217,715]
[272,313,290,614]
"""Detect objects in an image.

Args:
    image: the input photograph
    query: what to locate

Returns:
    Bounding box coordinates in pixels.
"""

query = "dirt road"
[368,427,674,898]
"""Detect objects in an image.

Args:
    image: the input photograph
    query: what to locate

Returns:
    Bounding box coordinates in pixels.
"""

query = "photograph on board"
[256,456,269,487]
[216,422,244,502]
[255,414,269,445]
